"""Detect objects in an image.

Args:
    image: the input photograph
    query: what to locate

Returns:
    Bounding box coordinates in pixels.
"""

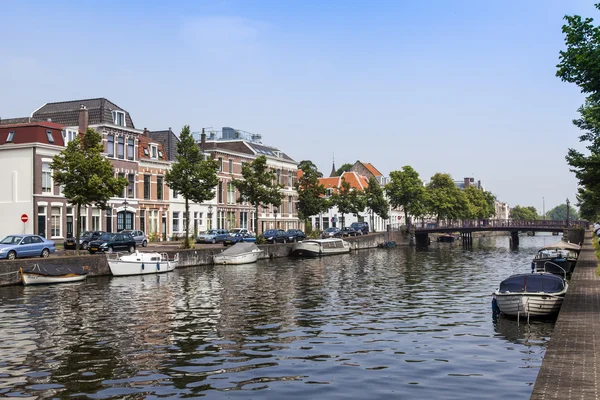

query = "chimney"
[143,127,149,137]
[464,177,470,188]
[200,127,206,149]
[78,105,88,134]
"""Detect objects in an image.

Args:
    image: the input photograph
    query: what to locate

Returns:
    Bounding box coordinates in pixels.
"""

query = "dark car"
[321,227,342,239]
[285,229,306,242]
[350,222,370,234]
[260,229,289,244]
[340,227,362,237]
[88,232,136,254]
[64,230,104,250]
[223,229,256,246]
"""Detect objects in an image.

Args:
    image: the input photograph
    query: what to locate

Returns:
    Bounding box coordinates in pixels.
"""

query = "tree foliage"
[546,204,580,221]
[464,186,496,219]
[51,128,128,254]
[298,160,323,178]
[233,155,283,234]
[165,125,219,248]
[335,163,353,177]
[364,177,389,231]
[385,166,426,225]
[425,173,468,221]
[296,161,329,221]
[509,205,539,221]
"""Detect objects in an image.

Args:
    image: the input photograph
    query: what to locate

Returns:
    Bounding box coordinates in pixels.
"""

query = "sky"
[0,0,596,213]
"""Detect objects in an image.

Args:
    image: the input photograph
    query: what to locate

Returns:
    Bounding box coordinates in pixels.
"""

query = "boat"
[492,272,568,319]
[20,264,89,285]
[213,242,262,265]
[532,241,580,276]
[107,251,179,276]
[437,233,456,243]
[290,238,351,257]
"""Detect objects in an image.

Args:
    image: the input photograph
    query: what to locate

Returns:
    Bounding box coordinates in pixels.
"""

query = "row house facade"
[199,128,300,234]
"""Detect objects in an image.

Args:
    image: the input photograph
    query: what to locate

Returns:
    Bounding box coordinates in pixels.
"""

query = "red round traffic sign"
[21,214,28,223]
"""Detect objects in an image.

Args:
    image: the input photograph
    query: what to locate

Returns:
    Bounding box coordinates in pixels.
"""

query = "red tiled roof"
[0,121,64,130]
[319,171,369,192]
[363,162,383,177]
[138,134,167,161]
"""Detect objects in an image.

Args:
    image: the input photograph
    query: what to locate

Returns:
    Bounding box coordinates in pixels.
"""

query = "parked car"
[285,229,306,242]
[350,222,370,234]
[121,229,148,247]
[259,229,289,244]
[0,234,56,260]
[63,230,104,250]
[196,229,230,244]
[88,232,136,254]
[321,227,342,239]
[223,232,257,246]
[340,227,362,237]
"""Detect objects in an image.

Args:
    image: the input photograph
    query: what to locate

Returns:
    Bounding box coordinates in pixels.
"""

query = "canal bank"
[531,229,600,399]
[0,231,396,286]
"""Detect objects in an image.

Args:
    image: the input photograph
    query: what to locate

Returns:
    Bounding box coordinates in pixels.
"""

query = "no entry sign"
[21,214,28,223]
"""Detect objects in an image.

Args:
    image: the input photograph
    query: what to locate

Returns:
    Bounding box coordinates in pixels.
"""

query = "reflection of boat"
[533,241,580,275]
[291,238,351,257]
[493,273,568,318]
[213,242,262,265]
[437,234,456,243]
[20,264,89,285]
[493,315,555,346]
[107,251,179,276]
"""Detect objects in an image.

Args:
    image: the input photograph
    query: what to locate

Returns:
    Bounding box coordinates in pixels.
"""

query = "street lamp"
[274,207,278,229]
[208,205,213,230]
[566,198,570,227]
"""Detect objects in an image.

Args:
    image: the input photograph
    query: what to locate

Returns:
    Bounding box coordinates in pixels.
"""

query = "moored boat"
[20,264,89,285]
[492,272,568,318]
[533,240,580,276]
[213,242,262,265]
[290,238,351,257]
[107,251,179,276]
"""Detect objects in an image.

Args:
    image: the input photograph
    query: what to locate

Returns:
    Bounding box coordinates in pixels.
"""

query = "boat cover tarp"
[21,264,89,276]
[540,241,581,252]
[499,273,565,293]
[220,242,259,256]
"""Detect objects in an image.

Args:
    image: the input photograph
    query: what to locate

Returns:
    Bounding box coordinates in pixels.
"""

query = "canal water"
[0,235,563,399]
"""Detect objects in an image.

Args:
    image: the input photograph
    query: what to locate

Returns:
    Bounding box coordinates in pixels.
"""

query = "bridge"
[388,219,587,247]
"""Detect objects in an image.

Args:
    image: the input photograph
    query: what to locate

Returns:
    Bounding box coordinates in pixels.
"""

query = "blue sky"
[1,0,596,213]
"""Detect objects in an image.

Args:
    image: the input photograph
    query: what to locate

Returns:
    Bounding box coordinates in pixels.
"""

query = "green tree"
[509,205,539,221]
[425,173,469,222]
[233,155,283,234]
[298,160,323,178]
[385,166,426,226]
[296,161,329,223]
[331,179,353,228]
[364,177,389,232]
[165,126,219,249]
[51,128,128,254]
[464,186,495,219]
[483,191,497,218]
[335,163,353,177]
[577,187,600,221]
[547,204,580,221]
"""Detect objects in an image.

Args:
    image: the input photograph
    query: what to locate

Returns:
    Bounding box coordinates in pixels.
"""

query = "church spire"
[329,153,336,177]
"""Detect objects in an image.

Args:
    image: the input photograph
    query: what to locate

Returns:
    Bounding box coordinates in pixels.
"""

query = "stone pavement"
[531,230,600,399]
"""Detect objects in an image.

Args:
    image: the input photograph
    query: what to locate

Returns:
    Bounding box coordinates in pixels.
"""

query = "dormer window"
[158,150,163,159]
[112,111,126,127]
[151,145,158,159]
[6,131,15,143]
[143,147,149,156]
[46,130,55,143]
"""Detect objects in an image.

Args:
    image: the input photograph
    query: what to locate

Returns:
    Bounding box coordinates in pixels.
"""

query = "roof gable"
[32,98,135,129]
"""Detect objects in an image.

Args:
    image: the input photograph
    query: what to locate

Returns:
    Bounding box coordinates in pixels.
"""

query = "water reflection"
[0,235,557,399]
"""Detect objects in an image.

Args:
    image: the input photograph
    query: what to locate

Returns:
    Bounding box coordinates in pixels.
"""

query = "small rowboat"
[20,264,89,285]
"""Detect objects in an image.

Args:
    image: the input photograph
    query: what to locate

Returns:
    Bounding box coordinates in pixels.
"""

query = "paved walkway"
[531,230,600,399]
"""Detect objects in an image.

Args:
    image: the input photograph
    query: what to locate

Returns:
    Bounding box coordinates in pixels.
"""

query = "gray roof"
[32,98,135,128]
[246,142,295,162]
[149,129,180,161]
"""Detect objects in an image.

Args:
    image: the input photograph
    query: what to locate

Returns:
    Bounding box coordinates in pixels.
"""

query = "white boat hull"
[493,293,564,317]
[213,250,261,265]
[107,251,179,276]
[291,239,351,257]
[21,272,87,285]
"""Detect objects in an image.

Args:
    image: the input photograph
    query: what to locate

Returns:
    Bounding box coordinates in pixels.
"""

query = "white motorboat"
[107,251,179,276]
[213,242,262,265]
[533,241,580,275]
[492,272,568,319]
[20,264,89,285]
[290,238,351,257]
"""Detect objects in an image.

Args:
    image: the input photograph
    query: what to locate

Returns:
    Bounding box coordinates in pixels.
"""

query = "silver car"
[122,230,148,247]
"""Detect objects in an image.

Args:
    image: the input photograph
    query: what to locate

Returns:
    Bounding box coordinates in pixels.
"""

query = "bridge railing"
[389,219,587,232]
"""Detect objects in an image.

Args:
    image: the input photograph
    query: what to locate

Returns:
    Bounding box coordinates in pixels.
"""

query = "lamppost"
[274,207,278,229]
[121,200,129,231]
[566,198,570,227]
[208,205,213,230]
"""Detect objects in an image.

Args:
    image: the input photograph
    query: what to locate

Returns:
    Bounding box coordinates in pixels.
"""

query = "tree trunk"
[404,209,409,228]
[255,204,260,235]
[75,203,82,255]
[184,197,191,249]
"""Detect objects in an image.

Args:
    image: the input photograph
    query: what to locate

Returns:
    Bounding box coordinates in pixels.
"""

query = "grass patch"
[593,237,600,276]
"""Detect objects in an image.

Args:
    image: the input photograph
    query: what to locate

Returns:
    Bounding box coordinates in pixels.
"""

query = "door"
[106,210,112,233]
[37,216,46,238]
[161,217,167,241]
[20,236,34,256]
[66,216,73,238]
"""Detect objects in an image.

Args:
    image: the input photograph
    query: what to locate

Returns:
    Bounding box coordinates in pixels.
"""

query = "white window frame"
[151,145,158,159]
[112,111,126,127]
[46,130,55,143]
[50,206,62,238]
[42,162,53,194]
[7,131,15,142]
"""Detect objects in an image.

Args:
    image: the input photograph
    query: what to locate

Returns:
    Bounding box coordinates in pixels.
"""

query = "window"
[151,145,157,159]
[46,130,55,143]
[218,181,223,203]
[7,131,15,143]
[173,212,180,232]
[218,157,223,171]
[173,190,178,199]
[197,212,203,227]
[240,211,248,229]
[42,162,52,193]
[144,175,151,200]
[127,138,134,160]
[276,169,281,185]
[127,174,135,198]
[117,136,124,159]
[157,176,163,200]
[158,150,163,159]
[143,147,149,156]
[62,130,77,144]
[227,182,236,204]
[92,209,101,231]
[288,170,293,186]
[112,111,126,127]
[107,135,114,157]
[140,210,145,233]
[51,207,61,237]
[229,159,233,174]
[289,196,293,214]
[226,211,235,229]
